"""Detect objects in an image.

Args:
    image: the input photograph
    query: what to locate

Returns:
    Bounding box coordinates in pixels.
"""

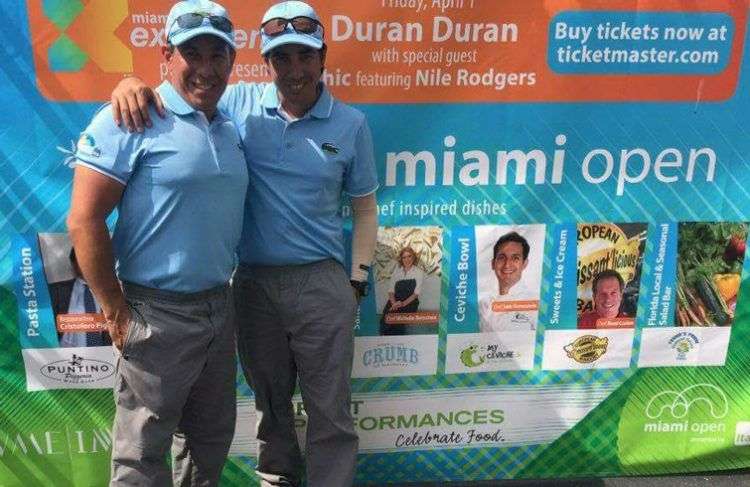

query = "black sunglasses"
[174,12,233,34]
[261,16,322,37]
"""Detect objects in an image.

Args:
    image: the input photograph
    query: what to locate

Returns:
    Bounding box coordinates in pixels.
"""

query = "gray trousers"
[110,282,237,487]
[234,260,358,487]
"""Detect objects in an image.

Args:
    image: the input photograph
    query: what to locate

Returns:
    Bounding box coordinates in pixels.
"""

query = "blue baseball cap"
[166,0,235,49]
[260,1,324,55]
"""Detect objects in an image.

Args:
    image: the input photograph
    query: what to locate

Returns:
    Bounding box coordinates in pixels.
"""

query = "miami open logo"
[645,383,728,419]
[642,383,729,435]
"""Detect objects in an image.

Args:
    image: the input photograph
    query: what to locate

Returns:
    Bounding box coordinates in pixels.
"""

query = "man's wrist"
[350,279,368,298]
[350,263,371,282]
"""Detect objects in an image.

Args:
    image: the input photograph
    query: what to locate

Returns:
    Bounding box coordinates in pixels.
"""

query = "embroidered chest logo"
[321,142,339,154]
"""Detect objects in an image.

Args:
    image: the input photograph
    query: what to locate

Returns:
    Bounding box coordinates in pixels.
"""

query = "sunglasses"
[261,16,322,37]
[174,12,233,34]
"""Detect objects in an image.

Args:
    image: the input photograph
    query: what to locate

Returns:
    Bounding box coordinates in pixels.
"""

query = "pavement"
[367,470,750,486]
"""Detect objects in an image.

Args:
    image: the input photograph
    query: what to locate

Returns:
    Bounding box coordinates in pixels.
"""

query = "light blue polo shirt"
[219,82,378,266]
[75,81,248,292]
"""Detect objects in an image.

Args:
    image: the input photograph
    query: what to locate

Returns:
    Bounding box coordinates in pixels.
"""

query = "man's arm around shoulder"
[111,76,265,132]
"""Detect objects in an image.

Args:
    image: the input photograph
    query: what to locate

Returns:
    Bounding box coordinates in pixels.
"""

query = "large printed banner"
[2,0,750,485]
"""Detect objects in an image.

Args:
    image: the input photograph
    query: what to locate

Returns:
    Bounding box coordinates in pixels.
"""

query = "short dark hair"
[592,269,624,294]
[493,232,530,261]
[69,247,77,264]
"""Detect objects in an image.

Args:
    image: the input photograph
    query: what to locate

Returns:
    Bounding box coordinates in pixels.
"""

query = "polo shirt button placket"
[199,113,220,168]
[213,122,223,154]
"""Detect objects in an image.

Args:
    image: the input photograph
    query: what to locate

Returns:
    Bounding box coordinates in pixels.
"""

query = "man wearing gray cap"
[67,1,246,485]
[111,2,379,486]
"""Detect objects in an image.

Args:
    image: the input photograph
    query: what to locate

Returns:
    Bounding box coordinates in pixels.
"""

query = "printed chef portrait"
[576,223,647,329]
[475,224,545,333]
[373,226,443,336]
[38,233,111,347]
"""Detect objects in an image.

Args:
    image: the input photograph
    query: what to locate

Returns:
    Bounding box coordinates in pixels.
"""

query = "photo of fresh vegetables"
[675,222,748,326]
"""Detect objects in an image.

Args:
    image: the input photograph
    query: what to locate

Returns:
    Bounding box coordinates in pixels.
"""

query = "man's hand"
[106,303,132,351]
[111,76,165,133]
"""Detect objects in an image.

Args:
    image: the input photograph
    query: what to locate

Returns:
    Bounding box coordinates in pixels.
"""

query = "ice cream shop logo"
[564,335,608,363]
[41,354,115,384]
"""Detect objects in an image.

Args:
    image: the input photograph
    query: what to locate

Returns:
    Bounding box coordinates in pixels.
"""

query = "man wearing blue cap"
[67,1,247,485]
[111,2,379,486]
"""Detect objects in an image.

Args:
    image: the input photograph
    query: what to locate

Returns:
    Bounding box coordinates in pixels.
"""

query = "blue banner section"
[447,226,478,333]
[548,11,734,74]
[540,223,578,329]
[356,283,379,335]
[12,234,56,349]
[370,98,745,223]
[641,222,679,327]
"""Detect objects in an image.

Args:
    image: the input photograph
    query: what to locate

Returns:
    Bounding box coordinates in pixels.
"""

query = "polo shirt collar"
[261,82,333,119]
[156,81,230,122]
[156,81,195,116]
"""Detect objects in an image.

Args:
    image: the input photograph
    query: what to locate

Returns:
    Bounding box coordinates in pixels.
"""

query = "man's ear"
[162,44,175,62]
[320,44,327,72]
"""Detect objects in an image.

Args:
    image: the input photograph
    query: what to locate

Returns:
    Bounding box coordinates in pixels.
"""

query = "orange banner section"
[384,311,440,324]
[56,313,107,333]
[491,300,540,312]
[595,317,635,329]
[27,0,745,102]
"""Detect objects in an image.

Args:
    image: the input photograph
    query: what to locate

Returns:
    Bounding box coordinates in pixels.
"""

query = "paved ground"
[365,469,750,486]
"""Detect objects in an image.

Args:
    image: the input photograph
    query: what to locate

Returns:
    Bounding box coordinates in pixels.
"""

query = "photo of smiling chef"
[576,223,647,329]
[476,225,546,332]
[374,226,443,335]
